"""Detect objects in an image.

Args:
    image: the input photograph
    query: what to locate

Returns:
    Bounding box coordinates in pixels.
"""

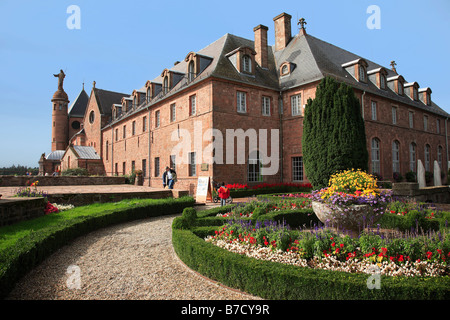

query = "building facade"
[42,12,449,191]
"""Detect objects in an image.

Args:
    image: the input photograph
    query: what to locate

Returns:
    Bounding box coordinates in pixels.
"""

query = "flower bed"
[172,203,450,299]
[216,199,311,218]
[205,219,449,277]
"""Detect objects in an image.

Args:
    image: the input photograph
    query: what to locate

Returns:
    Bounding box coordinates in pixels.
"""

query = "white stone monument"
[417,159,426,189]
[434,160,442,186]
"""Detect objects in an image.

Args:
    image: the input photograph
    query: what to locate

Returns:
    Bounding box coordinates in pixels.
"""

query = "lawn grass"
[0,198,188,252]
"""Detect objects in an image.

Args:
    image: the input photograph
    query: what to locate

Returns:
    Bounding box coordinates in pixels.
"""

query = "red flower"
[340,243,344,248]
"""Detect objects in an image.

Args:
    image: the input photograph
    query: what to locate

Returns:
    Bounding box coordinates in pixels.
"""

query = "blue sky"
[0,0,449,167]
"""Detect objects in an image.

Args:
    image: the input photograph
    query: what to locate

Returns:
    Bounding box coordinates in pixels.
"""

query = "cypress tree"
[302,77,368,189]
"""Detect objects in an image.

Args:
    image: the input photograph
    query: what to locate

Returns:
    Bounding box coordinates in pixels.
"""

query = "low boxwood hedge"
[0,196,195,299]
[172,205,450,300]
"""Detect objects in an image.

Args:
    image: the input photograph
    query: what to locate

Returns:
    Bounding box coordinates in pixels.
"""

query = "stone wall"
[0,198,47,227]
[0,175,126,187]
[392,182,450,203]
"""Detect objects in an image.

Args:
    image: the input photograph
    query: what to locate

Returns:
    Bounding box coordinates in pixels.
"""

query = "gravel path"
[6,213,261,300]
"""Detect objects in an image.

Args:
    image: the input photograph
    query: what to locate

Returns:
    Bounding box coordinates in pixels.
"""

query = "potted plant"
[311,169,392,235]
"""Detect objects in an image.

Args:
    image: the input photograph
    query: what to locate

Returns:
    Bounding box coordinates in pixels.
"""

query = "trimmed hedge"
[172,205,450,300]
[230,186,312,198]
[0,196,195,299]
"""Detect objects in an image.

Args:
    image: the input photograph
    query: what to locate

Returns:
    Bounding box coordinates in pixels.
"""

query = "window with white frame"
[392,140,400,173]
[237,91,247,113]
[155,110,160,128]
[154,157,160,177]
[189,152,196,176]
[380,74,386,89]
[291,94,301,116]
[424,115,428,131]
[410,143,416,172]
[409,111,414,128]
[359,65,366,82]
[425,144,431,171]
[190,95,196,116]
[248,150,262,182]
[170,103,176,122]
[371,101,377,121]
[242,55,251,73]
[392,106,397,124]
[371,138,381,175]
[438,146,443,169]
[262,96,270,116]
[292,157,304,181]
[170,155,176,172]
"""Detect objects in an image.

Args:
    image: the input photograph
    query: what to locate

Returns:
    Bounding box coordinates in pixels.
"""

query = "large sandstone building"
[39,12,449,193]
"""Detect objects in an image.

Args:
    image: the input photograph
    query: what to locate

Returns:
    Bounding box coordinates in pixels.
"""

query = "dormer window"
[398,82,404,95]
[163,76,169,94]
[404,82,419,101]
[358,64,366,83]
[380,74,386,89]
[342,58,368,83]
[225,46,256,75]
[419,87,432,106]
[188,61,195,82]
[368,67,388,90]
[184,51,213,83]
[413,87,418,100]
[280,62,295,76]
[387,75,405,96]
[242,55,252,73]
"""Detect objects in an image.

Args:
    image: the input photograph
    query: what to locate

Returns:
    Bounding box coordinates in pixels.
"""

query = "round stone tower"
[51,70,70,152]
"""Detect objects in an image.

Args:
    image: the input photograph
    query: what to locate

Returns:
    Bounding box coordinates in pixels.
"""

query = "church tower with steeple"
[51,69,70,152]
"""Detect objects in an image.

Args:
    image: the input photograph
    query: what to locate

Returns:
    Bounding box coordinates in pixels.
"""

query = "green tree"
[302,77,368,189]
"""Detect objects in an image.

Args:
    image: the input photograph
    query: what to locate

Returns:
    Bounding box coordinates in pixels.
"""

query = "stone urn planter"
[312,201,383,233]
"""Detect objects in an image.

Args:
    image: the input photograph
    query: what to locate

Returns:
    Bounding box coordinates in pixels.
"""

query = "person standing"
[162,167,170,188]
[218,182,230,207]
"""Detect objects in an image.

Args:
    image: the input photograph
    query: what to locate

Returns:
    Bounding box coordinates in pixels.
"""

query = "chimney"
[273,12,292,51]
[254,24,269,69]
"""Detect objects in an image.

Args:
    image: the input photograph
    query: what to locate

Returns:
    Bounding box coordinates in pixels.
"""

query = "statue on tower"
[53,69,66,90]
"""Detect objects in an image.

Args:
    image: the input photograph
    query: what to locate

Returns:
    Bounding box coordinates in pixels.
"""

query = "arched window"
[425,144,431,171]
[371,138,380,174]
[392,140,400,173]
[188,61,195,82]
[248,150,261,182]
[163,76,169,94]
[89,111,95,124]
[359,64,366,82]
[410,143,417,172]
[242,55,251,73]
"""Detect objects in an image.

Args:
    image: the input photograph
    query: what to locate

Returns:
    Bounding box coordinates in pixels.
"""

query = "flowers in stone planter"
[312,169,392,210]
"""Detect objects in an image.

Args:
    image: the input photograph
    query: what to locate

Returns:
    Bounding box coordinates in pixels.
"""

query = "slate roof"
[103,28,448,126]
[70,145,101,160]
[275,33,448,117]
[46,150,65,161]
[68,89,89,117]
[93,88,129,116]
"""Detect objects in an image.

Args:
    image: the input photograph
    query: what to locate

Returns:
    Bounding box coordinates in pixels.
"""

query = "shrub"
[61,168,89,176]
[393,172,403,182]
[302,76,368,189]
[405,171,417,182]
